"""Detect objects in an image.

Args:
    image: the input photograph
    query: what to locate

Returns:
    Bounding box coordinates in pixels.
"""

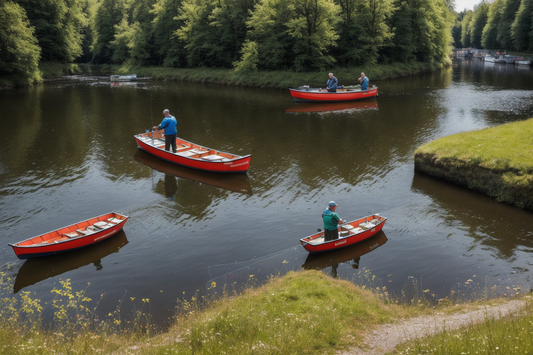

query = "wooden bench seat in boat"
[63,232,79,238]
[176,148,209,157]
[202,155,228,161]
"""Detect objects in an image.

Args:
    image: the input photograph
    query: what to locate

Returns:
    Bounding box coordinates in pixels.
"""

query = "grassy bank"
[2,269,533,354]
[1,60,446,89]
[414,118,533,210]
[115,61,446,90]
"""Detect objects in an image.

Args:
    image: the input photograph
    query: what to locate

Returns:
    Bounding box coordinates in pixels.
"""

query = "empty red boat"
[9,212,128,259]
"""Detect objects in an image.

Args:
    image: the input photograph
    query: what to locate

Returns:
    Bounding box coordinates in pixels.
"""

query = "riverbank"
[1,60,448,89]
[414,117,533,210]
[2,269,532,354]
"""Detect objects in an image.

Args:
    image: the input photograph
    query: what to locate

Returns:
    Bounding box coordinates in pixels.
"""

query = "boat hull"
[300,214,386,254]
[9,212,128,259]
[134,133,251,173]
[289,87,378,103]
[110,74,137,81]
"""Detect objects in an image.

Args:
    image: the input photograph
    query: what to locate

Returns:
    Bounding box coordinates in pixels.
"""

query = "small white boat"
[484,55,495,63]
[516,58,532,65]
[110,74,137,82]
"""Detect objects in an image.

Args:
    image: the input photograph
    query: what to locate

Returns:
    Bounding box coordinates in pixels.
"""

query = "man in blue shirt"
[326,72,338,92]
[359,72,369,90]
[154,109,178,153]
[322,201,343,241]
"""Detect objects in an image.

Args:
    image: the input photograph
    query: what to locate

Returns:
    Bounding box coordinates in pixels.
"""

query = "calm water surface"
[1,59,533,328]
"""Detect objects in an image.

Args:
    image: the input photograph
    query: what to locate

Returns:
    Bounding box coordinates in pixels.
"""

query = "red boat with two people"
[300,214,387,254]
[134,130,251,174]
[9,212,129,259]
[289,85,378,103]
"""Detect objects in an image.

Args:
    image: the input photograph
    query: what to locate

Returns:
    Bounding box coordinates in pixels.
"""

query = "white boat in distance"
[110,74,137,82]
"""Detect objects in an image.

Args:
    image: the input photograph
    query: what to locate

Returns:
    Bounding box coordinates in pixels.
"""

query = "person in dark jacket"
[326,73,338,92]
[322,201,343,241]
[154,109,177,153]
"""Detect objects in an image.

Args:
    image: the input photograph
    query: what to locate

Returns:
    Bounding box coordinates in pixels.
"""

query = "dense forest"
[453,0,533,52]
[2,0,461,84]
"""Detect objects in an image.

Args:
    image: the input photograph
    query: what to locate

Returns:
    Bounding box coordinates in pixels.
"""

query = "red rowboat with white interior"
[289,85,378,103]
[134,131,251,173]
[300,214,387,254]
[9,212,128,259]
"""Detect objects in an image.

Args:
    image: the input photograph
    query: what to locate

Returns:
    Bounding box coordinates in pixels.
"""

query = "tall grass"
[414,117,533,209]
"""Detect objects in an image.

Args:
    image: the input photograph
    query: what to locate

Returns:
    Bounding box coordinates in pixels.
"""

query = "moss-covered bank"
[414,118,533,210]
[2,60,448,89]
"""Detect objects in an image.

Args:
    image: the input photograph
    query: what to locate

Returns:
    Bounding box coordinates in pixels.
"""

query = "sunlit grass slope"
[414,118,533,209]
[145,270,410,354]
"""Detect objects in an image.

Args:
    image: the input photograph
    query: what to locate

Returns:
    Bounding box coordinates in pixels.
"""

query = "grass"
[395,299,533,355]
[0,60,446,88]
[414,117,533,209]
[114,61,446,90]
[1,269,533,354]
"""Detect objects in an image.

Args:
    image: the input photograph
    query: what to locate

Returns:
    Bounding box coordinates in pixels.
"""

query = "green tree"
[469,0,489,48]
[175,0,218,67]
[234,0,340,72]
[497,0,520,50]
[91,0,128,63]
[335,0,394,66]
[0,1,41,81]
[382,0,452,63]
[460,10,473,47]
[16,0,86,62]
[481,0,503,49]
[151,0,185,67]
[176,0,256,68]
[511,0,533,51]
[452,11,467,48]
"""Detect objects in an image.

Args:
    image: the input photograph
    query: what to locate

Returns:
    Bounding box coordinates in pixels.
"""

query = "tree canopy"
[1,0,460,78]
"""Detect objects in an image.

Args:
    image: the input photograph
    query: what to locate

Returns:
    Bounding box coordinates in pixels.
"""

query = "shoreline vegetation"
[2,269,533,354]
[1,60,448,89]
[414,117,533,210]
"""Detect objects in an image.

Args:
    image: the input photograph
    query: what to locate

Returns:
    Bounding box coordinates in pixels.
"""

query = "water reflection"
[285,99,378,114]
[13,231,128,293]
[411,172,533,262]
[133,148,252,194]
[302,232,388,278]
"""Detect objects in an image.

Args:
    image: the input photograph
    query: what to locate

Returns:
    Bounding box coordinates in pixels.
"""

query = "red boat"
[289,86,378,103]
[300,214,387,254]
[9,212,129,259]
[134,131,251,174]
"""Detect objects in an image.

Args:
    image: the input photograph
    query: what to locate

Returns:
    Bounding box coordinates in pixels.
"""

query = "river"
[1,58,533,329]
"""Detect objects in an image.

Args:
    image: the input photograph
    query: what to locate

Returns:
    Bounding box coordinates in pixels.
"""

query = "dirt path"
[338,299,526,355]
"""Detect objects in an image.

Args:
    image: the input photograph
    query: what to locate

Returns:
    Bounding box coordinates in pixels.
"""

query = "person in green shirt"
[322,201,343,241]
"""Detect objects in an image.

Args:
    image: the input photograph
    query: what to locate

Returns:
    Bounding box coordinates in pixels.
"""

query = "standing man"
[322,201,343,241]
[154,109,177,153]
[358,72,369,90]
[326,72,338,92]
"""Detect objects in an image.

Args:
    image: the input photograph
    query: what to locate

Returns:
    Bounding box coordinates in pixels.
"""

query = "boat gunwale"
[134,134,251,163]
[8,212,128,249]
[299,214,387,252]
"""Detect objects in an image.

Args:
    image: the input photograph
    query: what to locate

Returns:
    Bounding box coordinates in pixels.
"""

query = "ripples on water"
[1,59,533,328]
